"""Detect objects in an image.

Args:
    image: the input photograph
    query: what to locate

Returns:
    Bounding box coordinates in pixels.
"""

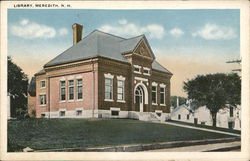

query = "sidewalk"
[145,141,240,152]
[36,137,240,152]
[164,121,240,137]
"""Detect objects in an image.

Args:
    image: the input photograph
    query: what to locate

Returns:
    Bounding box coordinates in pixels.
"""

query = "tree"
[170,96,187,108]
[183,73,241,127]
[8,56,29,118]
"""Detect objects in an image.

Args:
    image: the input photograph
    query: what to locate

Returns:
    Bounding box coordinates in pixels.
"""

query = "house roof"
[171,104,193,115]
[35,69,46,76]
[44,30,172,74]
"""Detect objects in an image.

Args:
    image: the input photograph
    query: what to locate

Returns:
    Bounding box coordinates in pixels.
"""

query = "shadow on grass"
[168,120,241,134]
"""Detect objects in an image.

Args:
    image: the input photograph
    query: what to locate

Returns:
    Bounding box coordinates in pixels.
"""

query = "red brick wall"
[35,74,49,118]
[27,94,36,117]
[49,72,97,112]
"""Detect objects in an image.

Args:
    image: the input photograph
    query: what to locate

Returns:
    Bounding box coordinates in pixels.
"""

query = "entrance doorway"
[135,85,144,112]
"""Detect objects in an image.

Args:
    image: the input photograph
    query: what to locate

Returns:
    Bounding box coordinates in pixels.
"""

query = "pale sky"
[8,9,240,97]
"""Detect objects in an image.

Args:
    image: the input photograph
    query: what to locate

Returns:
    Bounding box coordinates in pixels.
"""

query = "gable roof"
[44,30,171,74]
[171,104,193,115]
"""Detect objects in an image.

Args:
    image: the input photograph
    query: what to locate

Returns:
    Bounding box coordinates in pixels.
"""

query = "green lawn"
[168,120,241,134]
[8,118,236,152]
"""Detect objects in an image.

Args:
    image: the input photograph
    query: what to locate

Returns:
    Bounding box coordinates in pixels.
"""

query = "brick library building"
[28,23,173,122]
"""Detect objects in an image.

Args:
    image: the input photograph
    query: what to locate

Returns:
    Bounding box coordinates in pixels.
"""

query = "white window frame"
[104,73,114,101]
[40,80,46,88]
[59,80,66,102]
[117,76,125,103]
[160,83,166,106]
[143,67,150,76]
[133,65,141,74]
[68,80,74,101]
[152,85,157,105]
[110,107,120,116]
[39,94,46,106]
[76,79,83,101]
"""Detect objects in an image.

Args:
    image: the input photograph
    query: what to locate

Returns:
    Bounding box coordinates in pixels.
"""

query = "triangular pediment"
[133,37,155,60]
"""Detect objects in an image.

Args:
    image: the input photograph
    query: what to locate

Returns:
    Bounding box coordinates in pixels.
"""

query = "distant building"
[28,23,173,121]
[171,103,241,130]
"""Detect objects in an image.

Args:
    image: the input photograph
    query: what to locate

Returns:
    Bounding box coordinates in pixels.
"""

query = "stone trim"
[117,100,126,103]
[152,82,158,86]
[104,99,114,102]
[75,107,83,110]
[135,76,148,82]
[159,83,166,88]
[110,107,120,111]
[117,75,126,81]
[46,110,99,118]
[104,73,114,79]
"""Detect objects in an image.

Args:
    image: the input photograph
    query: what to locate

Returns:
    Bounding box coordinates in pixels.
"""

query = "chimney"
[176,97,179,107]
[72,23,83,45]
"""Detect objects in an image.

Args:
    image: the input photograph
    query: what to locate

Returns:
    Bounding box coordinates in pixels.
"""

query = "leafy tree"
[170,96,187,108]
[183,73,241,127]
[8,56,29,118]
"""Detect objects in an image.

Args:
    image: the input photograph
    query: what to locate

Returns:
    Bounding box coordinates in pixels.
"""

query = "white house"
[170,103,241,130]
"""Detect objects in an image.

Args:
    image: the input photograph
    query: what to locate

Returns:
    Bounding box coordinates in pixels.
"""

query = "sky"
[8,9,240,97]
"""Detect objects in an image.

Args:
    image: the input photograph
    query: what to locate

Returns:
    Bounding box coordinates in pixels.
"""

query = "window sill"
[160,104,166,106]
[76,99,83,102]
[134,71,141,74]
[152,103,158,106]
[104,99,114,102]
[117,100,125,103]
[59,101,66,103]
[39,104,46,107]
[143,73,150,76]
[68,100,74,103]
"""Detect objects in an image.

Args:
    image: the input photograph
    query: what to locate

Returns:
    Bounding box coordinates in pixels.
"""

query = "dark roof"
[152,61,172,74]
[44,30,171,74]
[27,77,36,96]
[34,69,46,76]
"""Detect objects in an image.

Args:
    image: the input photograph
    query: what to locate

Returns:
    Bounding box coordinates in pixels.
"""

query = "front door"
[135,85,144,112]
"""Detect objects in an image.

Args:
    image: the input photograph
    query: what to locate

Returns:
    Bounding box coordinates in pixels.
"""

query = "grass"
[168,120,241,134]
[8,118,236,151]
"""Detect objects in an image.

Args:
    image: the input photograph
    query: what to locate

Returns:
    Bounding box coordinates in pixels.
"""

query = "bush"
[8,137,25,152]
[16,108,30,120]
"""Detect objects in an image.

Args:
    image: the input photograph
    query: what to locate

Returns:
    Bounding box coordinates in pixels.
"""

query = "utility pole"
[226,59,241,73]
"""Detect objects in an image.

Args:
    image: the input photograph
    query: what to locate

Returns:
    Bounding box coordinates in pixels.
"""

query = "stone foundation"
[40,108,170,122]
